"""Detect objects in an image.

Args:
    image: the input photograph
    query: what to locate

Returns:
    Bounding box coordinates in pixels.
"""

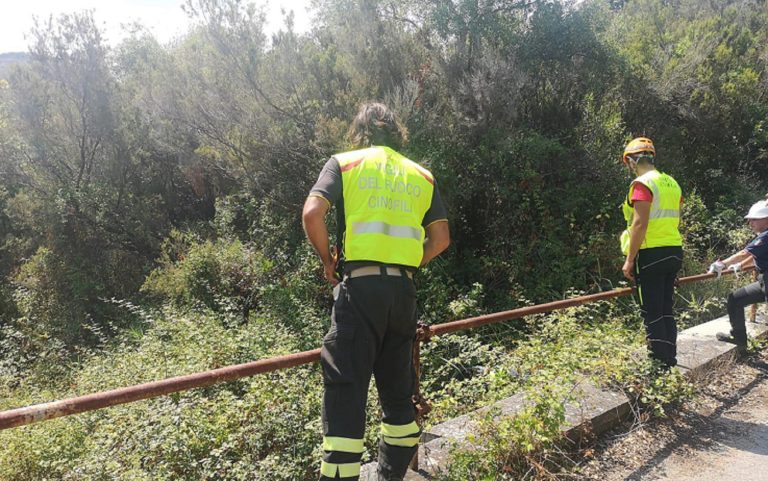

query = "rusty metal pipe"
[0,266,751,431]
[0,348,321,430]
[431,267,753,337]
[431,286,633,336]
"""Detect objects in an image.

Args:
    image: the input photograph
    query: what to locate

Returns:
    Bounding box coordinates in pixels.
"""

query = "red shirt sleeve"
[630,183,653,203]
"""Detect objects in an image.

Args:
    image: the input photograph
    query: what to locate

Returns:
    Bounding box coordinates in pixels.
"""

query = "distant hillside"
[0,52,29,78]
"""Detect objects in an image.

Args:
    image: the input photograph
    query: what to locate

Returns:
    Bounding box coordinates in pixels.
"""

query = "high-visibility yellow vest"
[335,146,435,267]
[620,170,682,255]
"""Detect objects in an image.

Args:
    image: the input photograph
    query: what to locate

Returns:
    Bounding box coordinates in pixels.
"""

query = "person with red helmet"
[620,137,683,369]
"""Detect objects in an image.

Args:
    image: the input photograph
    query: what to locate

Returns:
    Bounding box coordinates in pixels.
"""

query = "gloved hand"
[728,263,741,274]
[708,260,726,278]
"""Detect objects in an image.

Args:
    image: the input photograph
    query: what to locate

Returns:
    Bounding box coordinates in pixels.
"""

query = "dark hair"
[346,102,408,150]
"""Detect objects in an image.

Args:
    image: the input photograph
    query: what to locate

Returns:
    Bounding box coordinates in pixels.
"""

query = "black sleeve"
[423,181,448,227]
[308,157,342,206]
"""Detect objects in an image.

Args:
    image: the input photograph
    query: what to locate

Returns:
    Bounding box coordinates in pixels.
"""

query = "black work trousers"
[319,269,420,481]
[634,246,683,367]
[727,274,766,333]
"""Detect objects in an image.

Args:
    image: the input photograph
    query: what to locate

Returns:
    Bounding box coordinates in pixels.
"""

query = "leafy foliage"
[0,0,767,478]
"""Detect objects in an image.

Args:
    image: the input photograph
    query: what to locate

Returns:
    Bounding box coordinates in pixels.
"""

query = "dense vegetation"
[0,0,766,479]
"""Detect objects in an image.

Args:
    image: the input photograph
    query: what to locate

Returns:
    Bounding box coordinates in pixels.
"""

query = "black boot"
[716,329,748,353]
[377,464,404,481]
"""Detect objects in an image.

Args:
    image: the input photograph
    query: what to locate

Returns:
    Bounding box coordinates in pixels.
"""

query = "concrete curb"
[361,314,768,480]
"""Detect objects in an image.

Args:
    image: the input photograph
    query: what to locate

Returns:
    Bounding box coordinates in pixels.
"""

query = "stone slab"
[562,379,631,439]
[425,391,526,443]
[677,316,768,373]
[360,314,768,479]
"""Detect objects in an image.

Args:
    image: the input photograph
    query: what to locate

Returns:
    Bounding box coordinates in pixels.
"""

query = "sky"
[0,0,314,53]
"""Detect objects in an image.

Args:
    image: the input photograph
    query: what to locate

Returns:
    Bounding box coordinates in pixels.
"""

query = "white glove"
[728,263,741,274]
[708,260,726,278]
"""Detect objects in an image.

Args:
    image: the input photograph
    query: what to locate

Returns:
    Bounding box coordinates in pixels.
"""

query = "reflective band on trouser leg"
[320,461,361,479]
[320,436,364,480]
[381,421,421,448]
[323,436,365,453]
[382,436,420,448]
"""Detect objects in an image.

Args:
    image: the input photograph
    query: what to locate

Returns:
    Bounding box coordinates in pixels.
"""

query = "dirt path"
[581,350,768,481]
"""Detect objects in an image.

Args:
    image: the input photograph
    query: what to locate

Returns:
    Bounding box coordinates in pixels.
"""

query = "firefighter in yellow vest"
[302,103,450,481]
[620,137,683,369]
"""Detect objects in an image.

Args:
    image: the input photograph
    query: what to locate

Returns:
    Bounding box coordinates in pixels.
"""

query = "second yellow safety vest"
[620,170,682,255]
[335,146,435,267]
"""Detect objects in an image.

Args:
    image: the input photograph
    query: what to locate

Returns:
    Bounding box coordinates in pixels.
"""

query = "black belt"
[344,265,413,280]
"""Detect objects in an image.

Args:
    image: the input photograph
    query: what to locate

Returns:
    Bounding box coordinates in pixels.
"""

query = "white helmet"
[744,200,768,220]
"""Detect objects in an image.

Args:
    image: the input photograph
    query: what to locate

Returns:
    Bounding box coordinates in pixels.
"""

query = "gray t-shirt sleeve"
[423,181,448,227]
[309,157,342,205]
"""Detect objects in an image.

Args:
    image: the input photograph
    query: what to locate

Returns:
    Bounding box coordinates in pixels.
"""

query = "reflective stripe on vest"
[336,146,434,267]
[352,221,422,240]
[620,170,682,254]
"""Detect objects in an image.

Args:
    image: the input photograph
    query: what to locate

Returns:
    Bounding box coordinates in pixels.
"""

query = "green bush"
[2,1,768,478]
[0,305,325,481]
[142,232,274,321]
[438,384,569,481]
[430,299,699,480]
[143,230,331,348]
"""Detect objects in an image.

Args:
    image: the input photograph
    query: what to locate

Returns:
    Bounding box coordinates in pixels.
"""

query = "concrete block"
[359,313,768,479]
[562,379,631,439]
[677,315,768,373]
[425,392,526,443]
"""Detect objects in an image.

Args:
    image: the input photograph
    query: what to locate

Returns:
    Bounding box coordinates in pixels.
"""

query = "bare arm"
[622,200,650,280]
[722,249,754,270]
[302,195,338,285]
[421,220,450,267]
